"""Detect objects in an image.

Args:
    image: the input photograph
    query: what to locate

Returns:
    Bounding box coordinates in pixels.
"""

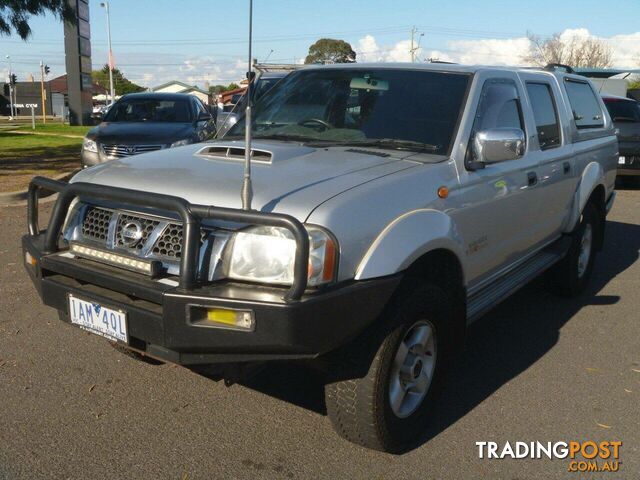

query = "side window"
[472,78,523,133]
[526,82,561,150]
[194,98,209,118]
[564,79,604,129]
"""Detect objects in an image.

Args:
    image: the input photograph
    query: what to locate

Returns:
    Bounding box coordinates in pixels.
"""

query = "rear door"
[519,73,576,240]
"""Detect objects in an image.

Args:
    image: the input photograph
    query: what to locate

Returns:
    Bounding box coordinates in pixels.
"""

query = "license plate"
[68,295,128,343]
[619,156,626,165]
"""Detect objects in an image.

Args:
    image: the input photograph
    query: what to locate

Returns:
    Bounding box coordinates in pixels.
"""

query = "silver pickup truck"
[23,63,617,453]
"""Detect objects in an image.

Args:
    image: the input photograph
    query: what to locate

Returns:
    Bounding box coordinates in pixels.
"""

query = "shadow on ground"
[196,219,640,452]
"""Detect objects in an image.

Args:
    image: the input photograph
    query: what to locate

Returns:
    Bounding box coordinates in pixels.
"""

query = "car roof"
[601,93,636,102]
[295,62,580,81]
[259,71,290,79]
[119,92,197,102]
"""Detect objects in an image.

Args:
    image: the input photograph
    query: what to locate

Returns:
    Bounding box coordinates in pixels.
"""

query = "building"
[219,86,246,105]
[151,81,211,104]
[1,74,104,118]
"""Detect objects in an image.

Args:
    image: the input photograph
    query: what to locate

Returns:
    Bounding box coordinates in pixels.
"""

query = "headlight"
[224,225,337,287]
[82,138,97,153]
[170,138,192,148]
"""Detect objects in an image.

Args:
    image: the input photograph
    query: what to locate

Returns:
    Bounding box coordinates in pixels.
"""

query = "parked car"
[24,63,617,453]
[81,92,216,167]
[216,70,290,137]
[602,94,640,184]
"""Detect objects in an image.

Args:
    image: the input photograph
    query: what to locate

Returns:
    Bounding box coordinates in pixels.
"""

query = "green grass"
[0,131,83,157]
[0,131,82,192]
[12,123,91,136]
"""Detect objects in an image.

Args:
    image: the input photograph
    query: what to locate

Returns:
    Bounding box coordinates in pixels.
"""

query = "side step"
[466,237,571,324]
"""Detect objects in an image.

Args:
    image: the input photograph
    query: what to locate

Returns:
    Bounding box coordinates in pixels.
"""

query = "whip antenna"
[241,0,254,210]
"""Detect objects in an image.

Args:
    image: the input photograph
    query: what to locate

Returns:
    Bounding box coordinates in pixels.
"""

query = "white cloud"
[609,32,640,68]
[356,29,640,69]
[443,37,531,65]
[357,35,421,62]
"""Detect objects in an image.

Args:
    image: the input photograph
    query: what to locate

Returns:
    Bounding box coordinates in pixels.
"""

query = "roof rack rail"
[428,59,458,64]
[544,63,575,74]
[252,62,304,73]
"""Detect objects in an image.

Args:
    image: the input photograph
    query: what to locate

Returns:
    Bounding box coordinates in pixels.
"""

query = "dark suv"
[602,94,640,183]
[81,93,216,167]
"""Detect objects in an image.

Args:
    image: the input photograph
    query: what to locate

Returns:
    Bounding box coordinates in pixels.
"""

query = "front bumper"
[23,235,399,364]
[23,177,400,365]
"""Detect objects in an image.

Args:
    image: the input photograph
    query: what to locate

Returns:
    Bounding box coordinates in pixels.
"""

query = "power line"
[2,24,552,47]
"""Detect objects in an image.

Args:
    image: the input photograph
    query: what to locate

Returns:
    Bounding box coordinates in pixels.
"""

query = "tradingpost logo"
[476,441,623,473]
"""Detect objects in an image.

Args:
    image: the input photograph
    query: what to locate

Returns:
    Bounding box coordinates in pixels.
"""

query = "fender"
[563,161,605,233]
[354,209,466,282]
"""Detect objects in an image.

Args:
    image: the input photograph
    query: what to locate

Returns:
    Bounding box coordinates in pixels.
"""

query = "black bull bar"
[27,176,310,301]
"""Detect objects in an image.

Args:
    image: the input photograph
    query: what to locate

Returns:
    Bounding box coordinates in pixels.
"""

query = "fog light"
[190,307,255,332]
[25,251,37,267]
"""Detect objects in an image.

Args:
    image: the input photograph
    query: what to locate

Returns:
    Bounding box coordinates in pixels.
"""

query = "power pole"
[6,55,14,119]
[410,27,424,62]
[40,61,47,124]
[410,26,416,62]
[101,2,115,105]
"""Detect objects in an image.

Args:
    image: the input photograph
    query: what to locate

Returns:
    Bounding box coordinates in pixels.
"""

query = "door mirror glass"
[472,127,525,164]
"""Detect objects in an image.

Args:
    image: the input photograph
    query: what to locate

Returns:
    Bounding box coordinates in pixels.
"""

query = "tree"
[209,83,240,95]
[524,32,613,69]
[0,0,75,39]
[91,64,145,95]
[305,38,356,64]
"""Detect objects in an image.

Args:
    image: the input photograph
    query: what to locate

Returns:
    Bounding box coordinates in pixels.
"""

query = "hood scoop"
[196,145,273,164]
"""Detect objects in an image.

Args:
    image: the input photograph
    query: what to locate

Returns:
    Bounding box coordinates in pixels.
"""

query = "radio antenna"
[241,0,254,210]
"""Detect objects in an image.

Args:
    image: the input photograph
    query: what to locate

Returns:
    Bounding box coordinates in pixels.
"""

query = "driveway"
[0,188,638,479]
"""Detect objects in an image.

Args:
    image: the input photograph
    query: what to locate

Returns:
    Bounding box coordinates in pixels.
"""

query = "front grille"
[78,206,210,264]
[114,213,160,251]
[152,224,209,259]
[81,207,113,241]
[153,223,184,258]
[101,144,163,158]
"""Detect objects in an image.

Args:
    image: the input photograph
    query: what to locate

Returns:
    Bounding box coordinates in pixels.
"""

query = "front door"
[453,75,542,288]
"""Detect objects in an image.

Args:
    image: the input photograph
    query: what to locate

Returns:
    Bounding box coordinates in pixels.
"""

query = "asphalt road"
[1,188,638,480]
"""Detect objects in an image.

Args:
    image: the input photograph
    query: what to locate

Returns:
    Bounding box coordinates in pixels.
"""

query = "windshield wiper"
[306,138,441,153]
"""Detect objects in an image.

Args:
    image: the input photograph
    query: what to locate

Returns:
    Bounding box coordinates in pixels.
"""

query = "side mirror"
[471,128,525,167]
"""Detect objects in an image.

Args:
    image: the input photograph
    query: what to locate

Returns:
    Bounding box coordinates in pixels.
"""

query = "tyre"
[547,201,600,297]
[324,283,454,453]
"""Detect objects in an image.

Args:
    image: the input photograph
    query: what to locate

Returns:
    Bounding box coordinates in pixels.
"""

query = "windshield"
[227,68,470,155]
[104,98,193,123]
[604,99,640,123]
[253,77,282,101]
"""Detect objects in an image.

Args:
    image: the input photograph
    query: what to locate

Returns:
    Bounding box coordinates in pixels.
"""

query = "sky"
[2,0,640,89]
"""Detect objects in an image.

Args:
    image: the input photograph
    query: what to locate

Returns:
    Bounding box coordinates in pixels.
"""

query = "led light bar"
[69,242,161,276]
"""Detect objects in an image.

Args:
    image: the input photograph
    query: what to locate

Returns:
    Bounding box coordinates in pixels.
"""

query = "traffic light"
[3,84,9,96]
[10,74,17,85]
[44,65,50,76]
